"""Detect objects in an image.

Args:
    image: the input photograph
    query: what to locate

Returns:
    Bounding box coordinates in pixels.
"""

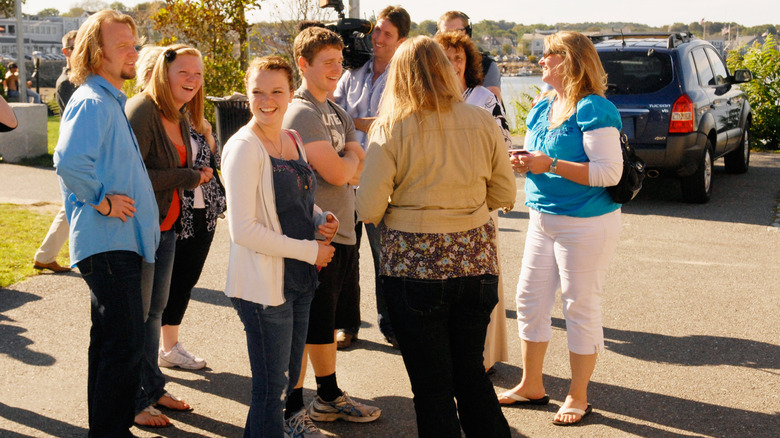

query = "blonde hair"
[69,10,137,86]
[135,45,164,92]
[543,31,607,128]
[144,44,205,133]
[245,55,295,92]
[373,36,463,134]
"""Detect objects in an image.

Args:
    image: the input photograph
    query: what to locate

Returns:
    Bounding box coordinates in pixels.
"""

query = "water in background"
[501,75,546,131]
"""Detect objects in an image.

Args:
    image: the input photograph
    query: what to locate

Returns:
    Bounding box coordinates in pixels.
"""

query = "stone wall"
[0,103,48,163]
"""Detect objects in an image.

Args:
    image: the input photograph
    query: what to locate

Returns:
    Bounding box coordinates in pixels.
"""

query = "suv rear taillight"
[669,94,694,133]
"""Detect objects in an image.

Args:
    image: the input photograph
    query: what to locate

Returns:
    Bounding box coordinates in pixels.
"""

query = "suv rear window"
[599,51,674,95]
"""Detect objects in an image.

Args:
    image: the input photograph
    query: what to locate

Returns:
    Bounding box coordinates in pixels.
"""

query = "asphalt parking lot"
[1,154,779,437]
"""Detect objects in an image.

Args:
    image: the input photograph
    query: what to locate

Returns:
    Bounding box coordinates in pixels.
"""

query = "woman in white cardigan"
[222,55,338,437]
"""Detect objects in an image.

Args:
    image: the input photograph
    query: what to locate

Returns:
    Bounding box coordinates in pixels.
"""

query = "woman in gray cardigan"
[126,44,213,428]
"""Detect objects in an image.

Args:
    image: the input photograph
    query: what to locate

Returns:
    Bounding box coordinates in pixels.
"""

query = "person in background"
[53,10,159,436]
[32,29,79,274]
[437,11,503,103]
[356,36,516,438]
[0,94,17,131]
[126,44,211,427]
[222,54,337,438]
[56,30,79,111]
[282,26,380,434]
[4,62,42,103]
[434,30,512,376]
[500,31,623,427]
[332,4,410,350]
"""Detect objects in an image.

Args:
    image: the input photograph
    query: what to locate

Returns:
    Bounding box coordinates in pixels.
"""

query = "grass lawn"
[0,204,70,288]
[2,115,67,287]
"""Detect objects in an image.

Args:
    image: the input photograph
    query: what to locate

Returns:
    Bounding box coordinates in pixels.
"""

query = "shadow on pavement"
[189,287,232,308]
[135,410,245,438]
[0,402,87,437]
[620,159,779,226]
[0,289,55,366]
[548,317,780,371]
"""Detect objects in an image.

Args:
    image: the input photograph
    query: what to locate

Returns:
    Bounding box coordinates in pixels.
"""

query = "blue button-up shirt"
[333,57,389,150]
[54,74,160,264]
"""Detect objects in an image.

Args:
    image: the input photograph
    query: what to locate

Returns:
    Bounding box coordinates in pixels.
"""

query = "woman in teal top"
[498,31,624,426]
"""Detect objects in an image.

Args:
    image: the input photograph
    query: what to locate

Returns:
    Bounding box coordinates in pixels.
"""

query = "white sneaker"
[158,342,206,370]
[307,391,381,423]
[284,409,326,438]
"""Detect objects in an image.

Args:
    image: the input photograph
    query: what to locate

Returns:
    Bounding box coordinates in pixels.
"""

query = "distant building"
[0,15,88,60]
[521,30,555,57]
[724,33,778,54]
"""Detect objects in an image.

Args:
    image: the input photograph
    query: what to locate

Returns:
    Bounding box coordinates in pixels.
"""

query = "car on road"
[592,32,753,203]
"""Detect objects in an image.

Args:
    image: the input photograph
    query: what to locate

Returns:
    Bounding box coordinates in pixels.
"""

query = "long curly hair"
[433,31,484,89]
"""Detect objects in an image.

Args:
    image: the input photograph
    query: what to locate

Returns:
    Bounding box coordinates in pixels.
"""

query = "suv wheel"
[681,140,713,203]
[724,121,750,174]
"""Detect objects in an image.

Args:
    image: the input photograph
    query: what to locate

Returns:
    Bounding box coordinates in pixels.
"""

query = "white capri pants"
[516,208,621,355]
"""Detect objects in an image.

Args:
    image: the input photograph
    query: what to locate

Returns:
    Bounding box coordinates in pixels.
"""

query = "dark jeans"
[231,287,314,437]
[382,274,510,438]
[163,210,215,326]
[137,229,176,413]
[78,251,145,438]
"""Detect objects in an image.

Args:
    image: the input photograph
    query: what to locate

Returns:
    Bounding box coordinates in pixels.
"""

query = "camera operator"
[332,5,410,350]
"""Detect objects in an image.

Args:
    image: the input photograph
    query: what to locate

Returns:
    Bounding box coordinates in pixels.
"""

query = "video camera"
[319,0,373,69]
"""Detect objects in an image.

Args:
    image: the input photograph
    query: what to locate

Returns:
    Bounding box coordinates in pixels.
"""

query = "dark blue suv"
[593,33,753,203]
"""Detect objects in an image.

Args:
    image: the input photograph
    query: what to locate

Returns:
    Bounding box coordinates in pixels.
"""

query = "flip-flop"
[134,405,172,428]
[552,404,592,426]
[498,391,550,406]
[156,392,193,411]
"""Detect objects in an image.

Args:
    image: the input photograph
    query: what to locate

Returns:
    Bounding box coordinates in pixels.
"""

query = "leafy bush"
[727,35,780,150]
[507,86,539,136]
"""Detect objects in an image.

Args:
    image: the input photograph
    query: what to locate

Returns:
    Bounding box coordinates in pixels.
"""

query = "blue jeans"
[231,286,314,437]
[77,251,144,438]
[136,228,176,413]
[382,274,510,438]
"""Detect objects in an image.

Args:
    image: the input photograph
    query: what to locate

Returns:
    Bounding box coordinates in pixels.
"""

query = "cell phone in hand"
[508,148,531,157]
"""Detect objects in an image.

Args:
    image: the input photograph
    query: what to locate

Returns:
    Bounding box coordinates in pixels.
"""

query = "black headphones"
[459,11,473,37]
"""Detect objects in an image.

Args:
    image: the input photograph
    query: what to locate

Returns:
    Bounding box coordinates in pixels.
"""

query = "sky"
[19,0,780,28]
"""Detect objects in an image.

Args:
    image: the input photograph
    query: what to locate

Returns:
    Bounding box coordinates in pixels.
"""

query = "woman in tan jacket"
[356,36,516,438]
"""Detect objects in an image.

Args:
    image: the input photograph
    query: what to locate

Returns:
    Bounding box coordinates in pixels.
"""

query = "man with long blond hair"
[54,10,159,437]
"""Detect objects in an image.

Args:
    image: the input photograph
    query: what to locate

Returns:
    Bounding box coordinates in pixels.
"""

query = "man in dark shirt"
[55,30,78,112]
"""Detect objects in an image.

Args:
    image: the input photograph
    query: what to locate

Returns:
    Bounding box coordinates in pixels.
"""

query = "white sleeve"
[584,127,624,187]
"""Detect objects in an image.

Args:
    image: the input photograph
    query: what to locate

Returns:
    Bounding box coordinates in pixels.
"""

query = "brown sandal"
[134,405,172,427]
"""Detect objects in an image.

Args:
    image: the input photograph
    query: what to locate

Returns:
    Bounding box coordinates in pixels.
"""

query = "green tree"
[1,0,17,18]
[727,34,780,149]
[38,8,61,17]
[411,19,437,36]
[502,43,513,56]
[154,0,262,104]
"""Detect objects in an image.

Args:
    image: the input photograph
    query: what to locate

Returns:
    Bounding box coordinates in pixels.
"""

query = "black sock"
[315,372,343,402]
[285,387,304,419]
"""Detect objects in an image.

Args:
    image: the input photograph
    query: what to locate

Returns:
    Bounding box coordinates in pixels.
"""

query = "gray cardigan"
[126,94,201,225]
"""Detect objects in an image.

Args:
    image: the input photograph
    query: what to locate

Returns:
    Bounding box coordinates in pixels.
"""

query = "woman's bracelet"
[99,197,112,216]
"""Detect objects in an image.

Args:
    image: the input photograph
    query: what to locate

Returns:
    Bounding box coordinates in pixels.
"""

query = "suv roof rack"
[589,32,695,49]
